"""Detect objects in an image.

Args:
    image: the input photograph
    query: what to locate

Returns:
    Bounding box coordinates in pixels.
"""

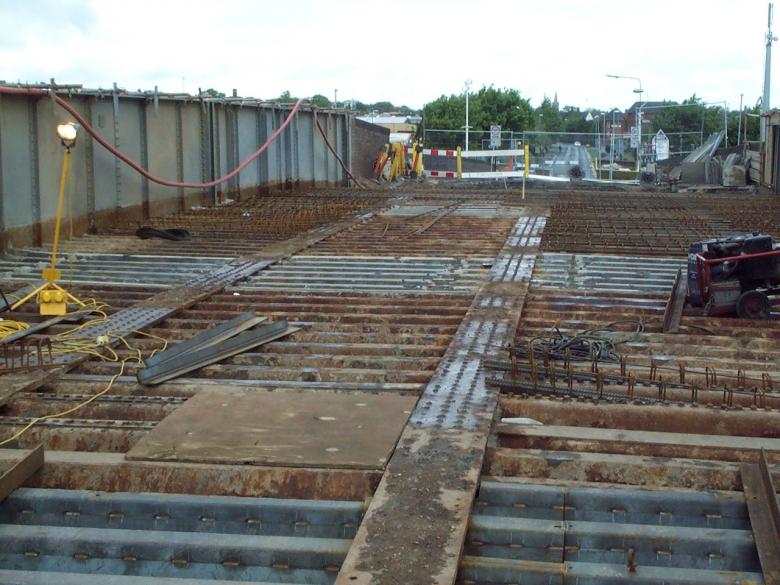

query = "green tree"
[535,97,563,132]
[274,90,296,102]
[560,106,593,135]
[420,86,533,148]
[650,95,726,142]
[202,88,225,98]
[311,94,332,108]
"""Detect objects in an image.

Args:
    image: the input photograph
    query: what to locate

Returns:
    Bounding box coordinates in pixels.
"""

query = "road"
[541,143,597,179]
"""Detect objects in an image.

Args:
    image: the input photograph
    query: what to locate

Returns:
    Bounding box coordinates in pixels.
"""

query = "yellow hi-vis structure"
[12,144,86,316]
[410,141,424,177]
[522,144,529,200]
[456,146,462,179]
[388,143,407,181]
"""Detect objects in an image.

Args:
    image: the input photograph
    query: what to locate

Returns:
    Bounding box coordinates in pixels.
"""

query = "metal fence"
[422,129,707,181]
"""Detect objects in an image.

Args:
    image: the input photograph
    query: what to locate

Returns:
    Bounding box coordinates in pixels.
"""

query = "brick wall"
[351,118,390,178]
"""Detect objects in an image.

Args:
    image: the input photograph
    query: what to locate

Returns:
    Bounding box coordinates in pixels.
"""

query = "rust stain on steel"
[499,395,780,438]
[495,422,780,464]
[335,215,545,585]
[485,447,745,491]
[0,449,380,500]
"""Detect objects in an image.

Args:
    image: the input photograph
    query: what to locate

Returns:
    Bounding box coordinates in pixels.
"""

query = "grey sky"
[0,0,773,112]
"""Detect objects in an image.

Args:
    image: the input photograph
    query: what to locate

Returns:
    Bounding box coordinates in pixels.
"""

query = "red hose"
[0,85,303,189]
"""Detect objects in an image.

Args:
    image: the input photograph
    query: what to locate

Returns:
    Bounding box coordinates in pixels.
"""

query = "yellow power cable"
[0,357,130,447]
[0,320,30,341]
[0,324,168,447]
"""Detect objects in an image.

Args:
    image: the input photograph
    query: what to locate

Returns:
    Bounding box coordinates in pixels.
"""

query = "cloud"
[0,0,771,110]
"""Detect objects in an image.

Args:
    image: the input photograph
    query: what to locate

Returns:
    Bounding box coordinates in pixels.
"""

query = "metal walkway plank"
[334,216,546,585]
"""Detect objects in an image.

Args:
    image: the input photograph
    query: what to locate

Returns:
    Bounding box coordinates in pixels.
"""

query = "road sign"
[653,129,670,161]
[490,125,501,148]
[629,126,638,148]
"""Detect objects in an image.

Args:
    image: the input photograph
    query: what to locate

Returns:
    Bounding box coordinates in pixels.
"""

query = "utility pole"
[334,89,338,109]
[738,93,743,146]
[609,109,616,181]
[762,2,776,143]
[606,74,643,169]
[464,79,472,151]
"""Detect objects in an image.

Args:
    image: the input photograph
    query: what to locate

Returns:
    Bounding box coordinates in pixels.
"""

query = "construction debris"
[137,319,299,385]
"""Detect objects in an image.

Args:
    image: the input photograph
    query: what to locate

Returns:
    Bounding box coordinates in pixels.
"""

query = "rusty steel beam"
[496,423,780,464]
[662,268,686,333]
[486,447,760,491]
[741,450,780,584]
[499,396,780,438]
[0,444,43,502]
[0,448,379,500]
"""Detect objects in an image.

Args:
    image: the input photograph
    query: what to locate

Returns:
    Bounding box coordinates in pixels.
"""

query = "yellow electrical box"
[38,287,67,316]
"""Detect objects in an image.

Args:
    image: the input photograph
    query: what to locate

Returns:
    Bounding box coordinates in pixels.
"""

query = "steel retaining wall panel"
[145,102,178,206]
[116,100,145,211]
[1,96,35,228]
[180,104,204,187]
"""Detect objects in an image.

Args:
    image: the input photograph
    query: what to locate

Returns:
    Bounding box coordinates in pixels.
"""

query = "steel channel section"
[26,100,41,246]
[0,571,292,585]
[141,311,264,369]
[467,515,758,571]
[0,488,362,539]
[532,253,684,293]
[459,556,765,585]
[137,321,295,385]
[0,524,348,582]
[474,481,749,529]
[334,216,546,585]
[241,256,490,293]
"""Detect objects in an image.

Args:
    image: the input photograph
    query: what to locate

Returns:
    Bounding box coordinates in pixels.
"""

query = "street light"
[607,74,644,169]
[464,79,472,151]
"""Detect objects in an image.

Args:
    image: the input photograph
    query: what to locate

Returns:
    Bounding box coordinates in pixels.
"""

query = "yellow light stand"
[12,125,86,316]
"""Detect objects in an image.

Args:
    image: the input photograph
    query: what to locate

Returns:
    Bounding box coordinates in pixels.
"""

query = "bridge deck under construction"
[1,186,780,585]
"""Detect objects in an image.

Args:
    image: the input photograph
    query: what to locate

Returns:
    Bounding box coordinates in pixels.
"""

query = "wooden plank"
[0,444,43,502]
[127,389,416,469]
[741,451,780,585]
[662,268,686,333]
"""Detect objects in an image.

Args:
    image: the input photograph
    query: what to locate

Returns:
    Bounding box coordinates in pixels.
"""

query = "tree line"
[420,86,760,148]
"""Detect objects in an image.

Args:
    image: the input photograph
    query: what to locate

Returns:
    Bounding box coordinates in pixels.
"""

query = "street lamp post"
[464,79,472,151]
[607,74,644,169]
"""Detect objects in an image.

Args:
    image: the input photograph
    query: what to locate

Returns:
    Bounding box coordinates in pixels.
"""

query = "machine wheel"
[736,290,771,319]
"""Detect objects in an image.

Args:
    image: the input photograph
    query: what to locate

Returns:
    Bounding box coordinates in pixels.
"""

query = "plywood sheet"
[127,388,417,469]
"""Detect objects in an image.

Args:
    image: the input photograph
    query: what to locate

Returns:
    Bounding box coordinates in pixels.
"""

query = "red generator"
[687,234,780,319]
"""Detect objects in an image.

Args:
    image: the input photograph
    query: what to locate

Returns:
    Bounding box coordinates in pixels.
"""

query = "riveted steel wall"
[0,90,351,249]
